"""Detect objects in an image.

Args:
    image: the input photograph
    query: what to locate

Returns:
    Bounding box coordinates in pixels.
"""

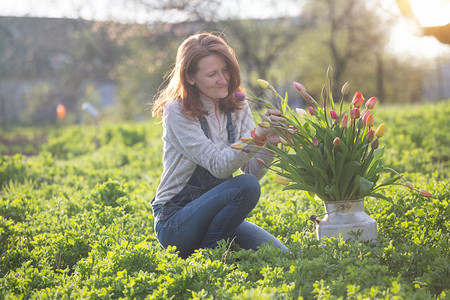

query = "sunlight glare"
[409,0,450,27]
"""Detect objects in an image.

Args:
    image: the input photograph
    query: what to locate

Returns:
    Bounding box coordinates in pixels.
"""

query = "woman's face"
[187,54,230,100]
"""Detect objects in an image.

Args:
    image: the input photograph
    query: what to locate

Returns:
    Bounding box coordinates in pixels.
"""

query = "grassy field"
[0,100,449,299]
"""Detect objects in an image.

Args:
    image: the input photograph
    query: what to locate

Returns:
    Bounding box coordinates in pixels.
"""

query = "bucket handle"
[309,203,351,224]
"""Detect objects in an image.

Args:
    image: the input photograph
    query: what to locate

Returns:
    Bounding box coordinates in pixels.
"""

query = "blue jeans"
[153,174,288,258]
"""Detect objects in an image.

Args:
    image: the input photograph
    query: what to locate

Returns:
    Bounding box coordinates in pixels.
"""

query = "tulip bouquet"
[233,67,431,203]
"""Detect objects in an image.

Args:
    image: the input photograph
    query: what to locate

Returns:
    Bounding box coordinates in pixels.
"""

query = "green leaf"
[358,176,375,196]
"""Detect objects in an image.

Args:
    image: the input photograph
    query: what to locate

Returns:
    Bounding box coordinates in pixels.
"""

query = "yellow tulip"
[258,121,271,128]
[275,175,290,186]
[375,123,385,138]
[257,79,270,89]
[240,137,254,144]
[231,143,245,150]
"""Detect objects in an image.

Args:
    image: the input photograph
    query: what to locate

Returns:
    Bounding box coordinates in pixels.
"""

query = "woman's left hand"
[262,109,286,145]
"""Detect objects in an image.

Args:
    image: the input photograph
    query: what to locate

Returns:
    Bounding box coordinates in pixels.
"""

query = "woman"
[151,32,288,258]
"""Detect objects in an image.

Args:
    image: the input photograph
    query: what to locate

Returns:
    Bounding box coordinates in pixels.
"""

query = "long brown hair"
[152,32,244,118]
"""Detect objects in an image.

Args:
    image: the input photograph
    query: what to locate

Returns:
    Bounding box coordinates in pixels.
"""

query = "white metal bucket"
[316,199,377,241]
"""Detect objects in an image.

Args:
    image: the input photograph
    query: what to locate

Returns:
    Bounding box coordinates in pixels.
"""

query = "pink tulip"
[365,97,377,109]
[301,90,314,104]
[352,91,365,107]
[362,110,370,124]
[293,81,306,92]
[312,137,318,146]
[350,107,360,119]
[330,110,339,120]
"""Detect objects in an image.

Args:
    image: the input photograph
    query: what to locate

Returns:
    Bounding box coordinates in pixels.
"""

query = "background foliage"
[0,99,449,299]
[1,0,448,128]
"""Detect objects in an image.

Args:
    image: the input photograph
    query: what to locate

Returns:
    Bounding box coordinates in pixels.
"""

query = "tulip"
[296,108,306,117]
[240,137,254,144]
[257,79,270,89]
[308,107,314,116]
[279,137,289,146]
[259,113,272,123]
[405,181,414,190]
[357,118,364,129]
[275,175,290,186]
[300,90,314,104]
[341,81,350,96]
[365,97,377,110]
[293,81,306,92]
[312,137,318,146]
[350,107,360,119]
[321,85,327,101]
[419,189,432,197]
[362,110,370,124]
[352,91,365,107]
[330,110,339,120]
[366,114,374,128]
[366,129,375,142]
[231,143,245,150]
[371,138,379,149]
[375,123,385,138]
[255,157,266,165]
[327,65,333,80]
[258,121,271,128]
[333,137,340,146]
[341,114,349,128]
[234,92,246,101]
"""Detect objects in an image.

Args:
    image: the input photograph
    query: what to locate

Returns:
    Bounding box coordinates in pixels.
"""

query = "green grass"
[0,101,449,299]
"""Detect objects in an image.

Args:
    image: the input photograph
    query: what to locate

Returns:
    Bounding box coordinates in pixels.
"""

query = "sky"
[1,0,449,60]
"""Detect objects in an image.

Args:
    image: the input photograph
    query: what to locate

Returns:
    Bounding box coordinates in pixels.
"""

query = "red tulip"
[419,189,432,197]
[330,110,339,120]
[333,137,340,146]
[366,129,375,142]
[366,114,374,128]
[341,114,349,128]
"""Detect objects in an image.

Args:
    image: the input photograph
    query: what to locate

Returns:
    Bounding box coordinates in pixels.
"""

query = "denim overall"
[152,112,235,221]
